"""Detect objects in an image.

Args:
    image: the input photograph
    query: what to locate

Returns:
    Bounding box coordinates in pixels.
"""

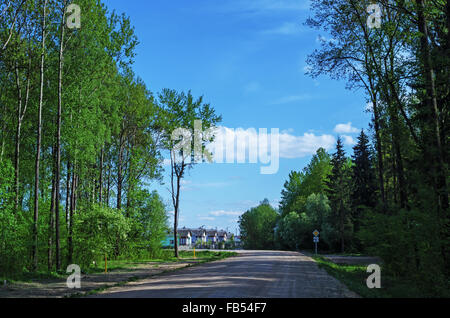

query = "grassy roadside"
[0,250,237,286]
[78,250,238,297]
[312,256,436,298]
[87,250,237,274]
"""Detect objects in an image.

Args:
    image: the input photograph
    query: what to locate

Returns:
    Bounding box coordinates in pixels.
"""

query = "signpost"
[313,230,320,255]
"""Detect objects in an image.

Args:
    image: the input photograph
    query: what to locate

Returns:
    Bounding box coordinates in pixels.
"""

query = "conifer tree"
[351,130,377,235]
[326,137,351,253]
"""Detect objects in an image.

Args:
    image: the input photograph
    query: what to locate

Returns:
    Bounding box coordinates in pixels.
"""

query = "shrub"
[73,205,131,268]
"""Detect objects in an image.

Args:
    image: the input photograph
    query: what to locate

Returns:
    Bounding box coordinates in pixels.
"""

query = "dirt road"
[92,250,359,298]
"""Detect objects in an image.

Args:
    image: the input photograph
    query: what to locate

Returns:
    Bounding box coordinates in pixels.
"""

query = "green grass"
[312,256,431,298]
[0,270,67,285]
[324,252,367,257]
[0,250,237,285]
[86,250,237,274]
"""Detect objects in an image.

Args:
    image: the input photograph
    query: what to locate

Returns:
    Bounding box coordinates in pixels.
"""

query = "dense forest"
[0,0,221,275]
[239,0,449,295]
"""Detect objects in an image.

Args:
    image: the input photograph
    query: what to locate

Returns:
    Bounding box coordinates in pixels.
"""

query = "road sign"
[313,234,319,255]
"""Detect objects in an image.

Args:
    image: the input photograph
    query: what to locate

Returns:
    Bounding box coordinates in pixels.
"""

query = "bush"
[358,207,448,295]
[122,190,169,259]
[0,160,29,275]
[73,205,131,269]
[239,200,278,250]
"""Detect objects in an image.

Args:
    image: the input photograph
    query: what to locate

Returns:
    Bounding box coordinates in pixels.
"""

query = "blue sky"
[104,0,372,234]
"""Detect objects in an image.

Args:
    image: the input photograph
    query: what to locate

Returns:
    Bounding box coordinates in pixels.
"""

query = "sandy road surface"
[92,250,359,298]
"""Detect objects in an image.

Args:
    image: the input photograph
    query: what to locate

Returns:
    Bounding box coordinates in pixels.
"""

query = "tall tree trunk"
[48,144,57,270]
[106,158,111,207]
[12,63,21,209]
[48,171,55,271]
[53,4,67,271]
[171,153,185,259]
[65,161,71,226]
[390,109,408,209]
[68,167,76,264]
[91,167,96,204]
[32,0,48,271]
[99,147,104,204]
[115,134,125,257]
[369,86,387,211]
[13,59,30,211]
[117,132,124,210]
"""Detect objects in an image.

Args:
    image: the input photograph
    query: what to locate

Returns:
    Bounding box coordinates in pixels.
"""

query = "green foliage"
[73,205,131,268]
[275,212,303,250]
[357,207,448,294]
[279,148,331,217]
[275,193,337,251]
[326,138,353,253]
[0,0,221,276]
[304,0,450,293]
[239,199,278,250]
[125,190,169,259]
[0,160,28,274]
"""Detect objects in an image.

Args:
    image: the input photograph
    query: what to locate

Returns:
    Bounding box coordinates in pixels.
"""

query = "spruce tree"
[351,130,377,238]
[326,137,351,253]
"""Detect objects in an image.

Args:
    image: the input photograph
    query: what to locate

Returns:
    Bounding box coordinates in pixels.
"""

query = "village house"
[179,228,192,246]
[191,228,207,245]
[218,230,228,242]
[162,227,238,249]
[206,230,218,245]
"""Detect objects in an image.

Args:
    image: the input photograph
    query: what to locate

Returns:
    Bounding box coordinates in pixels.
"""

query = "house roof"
[175,227,233,238]
[178,229,191,237]
[206,230,218,236]
[190,229,206,236]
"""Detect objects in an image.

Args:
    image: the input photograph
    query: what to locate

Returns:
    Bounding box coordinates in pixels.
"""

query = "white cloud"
[209,210,243,217]
[334,122,359,134]
[207,126,336,162]
[342,135,356,146]
[197,216,216,221]
[271,198,281,208]
[279,132,335,158]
